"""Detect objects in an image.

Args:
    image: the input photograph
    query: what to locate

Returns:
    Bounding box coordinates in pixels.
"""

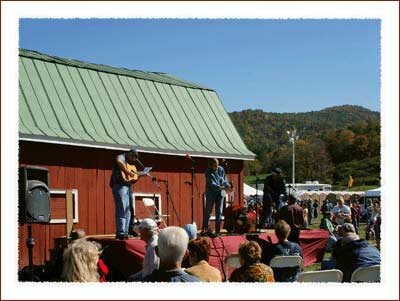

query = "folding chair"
[142,197,168,228]
[270,255,303,282]
[224,253,241,282]
[298,269,343,282]
[351,265,380,282]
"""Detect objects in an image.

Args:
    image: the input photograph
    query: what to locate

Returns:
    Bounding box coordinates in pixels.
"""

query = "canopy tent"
[243,183,263,197]
[365,187,381,198]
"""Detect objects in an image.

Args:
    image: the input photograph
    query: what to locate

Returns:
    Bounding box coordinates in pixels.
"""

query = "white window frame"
[49,189,79,224]
[132,192,162,222]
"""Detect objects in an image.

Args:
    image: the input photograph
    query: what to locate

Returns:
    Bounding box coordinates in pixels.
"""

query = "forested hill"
[229,105,380,155]
[229,105,381,187]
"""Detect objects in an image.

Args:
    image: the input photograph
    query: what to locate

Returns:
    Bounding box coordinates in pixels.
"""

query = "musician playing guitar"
[110,149,144,240]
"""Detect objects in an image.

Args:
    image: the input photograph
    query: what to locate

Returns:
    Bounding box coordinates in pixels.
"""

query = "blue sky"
[19,19,381,113]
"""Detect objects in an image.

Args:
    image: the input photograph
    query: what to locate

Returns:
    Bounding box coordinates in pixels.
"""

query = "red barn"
[18,49,254,269]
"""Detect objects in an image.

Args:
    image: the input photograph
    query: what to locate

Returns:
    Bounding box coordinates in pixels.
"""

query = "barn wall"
[18,141,244,268]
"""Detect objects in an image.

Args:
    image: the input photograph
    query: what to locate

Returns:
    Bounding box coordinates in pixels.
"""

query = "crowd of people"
[55,191,381,283]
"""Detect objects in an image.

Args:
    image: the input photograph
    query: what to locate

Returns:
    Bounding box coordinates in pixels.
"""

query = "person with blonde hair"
[332,196,351,226]
[61,239,101,282]
[229,240,274,282]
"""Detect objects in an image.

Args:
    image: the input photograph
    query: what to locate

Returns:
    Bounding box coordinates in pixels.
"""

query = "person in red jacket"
[97,258,109,282]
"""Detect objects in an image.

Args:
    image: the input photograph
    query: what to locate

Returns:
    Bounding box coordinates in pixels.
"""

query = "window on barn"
[49,189,79,224]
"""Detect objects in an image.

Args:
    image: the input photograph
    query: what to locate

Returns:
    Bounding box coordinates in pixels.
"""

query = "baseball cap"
[128,149,138,157]
[183,223,197,240]
[271,167,282,175]
[138,218,158,231]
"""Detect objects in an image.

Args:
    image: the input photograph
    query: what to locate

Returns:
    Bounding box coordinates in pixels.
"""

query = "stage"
[90,229,329,280]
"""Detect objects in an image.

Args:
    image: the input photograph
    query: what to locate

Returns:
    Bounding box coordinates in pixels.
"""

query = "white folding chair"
[298,269,343,282]
[270,255,303,282]
[270,255,303,268]
[351,265,380,282]
[224,253,241,282]
[142,198,168,228]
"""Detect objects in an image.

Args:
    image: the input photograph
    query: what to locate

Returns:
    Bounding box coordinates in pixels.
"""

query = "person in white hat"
[128,218,159,281]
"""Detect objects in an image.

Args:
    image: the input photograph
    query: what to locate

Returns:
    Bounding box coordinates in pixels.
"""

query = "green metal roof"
[19,49,255,160]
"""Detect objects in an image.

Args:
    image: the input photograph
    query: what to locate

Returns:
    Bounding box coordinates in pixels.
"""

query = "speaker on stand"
[19,166,50,281]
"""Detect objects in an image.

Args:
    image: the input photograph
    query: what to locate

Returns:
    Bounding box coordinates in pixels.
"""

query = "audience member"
[278,194,304,243]
[332,196,351,225]
[128,218,159,281]
[301,203,309,228]
[183,223,198,240]
[142,227,200,282]
[373,200,381,250]
[271,220,303,282]
[307,198,314,225]
[313,199,319,219]
[185,237,222,282]
[334,223,381,282]
[230,241,275,282]
[70,229,109,282]
[366,201,379,240]
[349,201,361,234]
[321,199,333,215]
[61,238,101,282]
[320,212,337,252]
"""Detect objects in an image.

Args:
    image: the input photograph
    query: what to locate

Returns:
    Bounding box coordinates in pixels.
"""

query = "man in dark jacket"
[334,224,381,282]
[277,194,304,243]
[260,167,287,228]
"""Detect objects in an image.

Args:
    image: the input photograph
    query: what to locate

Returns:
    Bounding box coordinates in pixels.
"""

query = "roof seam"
[19,49,215,91]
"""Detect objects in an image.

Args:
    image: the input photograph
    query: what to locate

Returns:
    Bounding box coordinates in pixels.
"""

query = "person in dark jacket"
[313,199,319,219]
[277,194,304,243]
[260,167,287,228]
[333,224,381,282]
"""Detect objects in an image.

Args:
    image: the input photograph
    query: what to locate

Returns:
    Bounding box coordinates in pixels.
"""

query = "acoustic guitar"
[121,163,139,183]
[121,163,152,183]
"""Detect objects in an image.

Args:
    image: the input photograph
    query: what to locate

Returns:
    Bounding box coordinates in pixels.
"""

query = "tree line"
[229,105,380,188]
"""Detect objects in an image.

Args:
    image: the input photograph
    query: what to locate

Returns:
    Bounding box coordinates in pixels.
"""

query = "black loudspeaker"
[19,166,50,223]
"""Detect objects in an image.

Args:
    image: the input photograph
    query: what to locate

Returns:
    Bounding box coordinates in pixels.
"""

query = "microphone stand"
[159,179,181,226]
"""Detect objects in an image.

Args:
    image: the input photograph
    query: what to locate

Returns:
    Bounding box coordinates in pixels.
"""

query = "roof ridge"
[19,48,214,91]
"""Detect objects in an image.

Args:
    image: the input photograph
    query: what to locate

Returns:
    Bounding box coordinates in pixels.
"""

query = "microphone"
[185,154,196,164]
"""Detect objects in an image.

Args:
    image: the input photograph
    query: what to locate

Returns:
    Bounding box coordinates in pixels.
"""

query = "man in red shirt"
[277,194,304,243]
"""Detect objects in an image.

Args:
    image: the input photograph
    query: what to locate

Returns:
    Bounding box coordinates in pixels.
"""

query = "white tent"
[244,183,263,197]
[365,187,381,198]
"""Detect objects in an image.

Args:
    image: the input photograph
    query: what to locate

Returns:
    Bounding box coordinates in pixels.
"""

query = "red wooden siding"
[18,141,244,268]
